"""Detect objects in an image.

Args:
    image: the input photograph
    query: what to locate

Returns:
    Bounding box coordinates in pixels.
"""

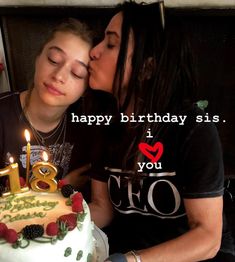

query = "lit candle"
[0,157,29,197]
[24,129,31,185]
[31,151,58,193]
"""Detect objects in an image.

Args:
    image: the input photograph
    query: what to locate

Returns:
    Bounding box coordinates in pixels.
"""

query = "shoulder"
[177,105,223,166]
[155,104,221,157]
[177,104,219,143]
[0,91,21,118]
[0,91,20,106]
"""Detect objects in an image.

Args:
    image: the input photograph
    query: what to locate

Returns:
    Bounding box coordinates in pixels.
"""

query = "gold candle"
[31,151,58,193]
[24,129,31,186]
[0,157,28,196]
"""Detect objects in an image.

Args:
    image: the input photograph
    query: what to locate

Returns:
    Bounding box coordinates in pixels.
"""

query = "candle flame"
[24,129,30,143]
[42,151,49,162]
[9,157,14,164]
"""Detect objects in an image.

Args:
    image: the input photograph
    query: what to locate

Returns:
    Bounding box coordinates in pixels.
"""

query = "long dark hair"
[112,1,197,171]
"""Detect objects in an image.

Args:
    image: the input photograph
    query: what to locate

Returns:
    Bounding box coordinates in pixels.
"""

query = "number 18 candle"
[31,151,58,193]
[0,157,28,196]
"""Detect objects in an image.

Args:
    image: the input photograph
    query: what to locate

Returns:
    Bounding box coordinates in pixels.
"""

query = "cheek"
[89,66,114,93]
[70,81,87,99]
[34,69,41,87]
[100,57,117,92]
[34,59,47,83]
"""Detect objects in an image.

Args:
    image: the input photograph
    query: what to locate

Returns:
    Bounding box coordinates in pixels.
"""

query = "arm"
[89,178,114,228]
[64,164,91,188]
[126,196,223,262]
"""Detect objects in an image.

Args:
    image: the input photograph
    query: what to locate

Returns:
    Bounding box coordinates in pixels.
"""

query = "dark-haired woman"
[88,1,235,261]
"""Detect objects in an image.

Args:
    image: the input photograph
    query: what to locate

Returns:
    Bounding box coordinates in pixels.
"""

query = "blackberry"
[22,224,44,240]
[61,184,74,198]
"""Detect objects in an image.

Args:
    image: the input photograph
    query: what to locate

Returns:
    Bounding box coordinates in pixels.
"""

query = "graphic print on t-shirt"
[108,171,186,219]
[19,143,74,178]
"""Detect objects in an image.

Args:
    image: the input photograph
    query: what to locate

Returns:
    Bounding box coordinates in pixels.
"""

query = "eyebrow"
[49,46,88,69]
[106,31,120,39]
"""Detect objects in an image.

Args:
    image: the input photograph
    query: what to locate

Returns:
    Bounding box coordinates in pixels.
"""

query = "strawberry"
[58,213,77,231]
[72,200,83,213]
[46,222,59,236]
[0,223,8,237]
[71,192,83,203]
[58,179,68,189]
[4,229,18,243]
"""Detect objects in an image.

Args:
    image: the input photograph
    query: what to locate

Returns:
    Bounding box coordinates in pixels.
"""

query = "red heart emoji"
[139,142,164,163]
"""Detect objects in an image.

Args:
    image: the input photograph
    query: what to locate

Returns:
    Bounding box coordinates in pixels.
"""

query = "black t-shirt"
[91,103,234,255]
[0,92,91,182]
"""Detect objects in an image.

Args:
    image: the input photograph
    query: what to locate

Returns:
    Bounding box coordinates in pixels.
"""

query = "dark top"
[90,96,235,256]
[0,91,90,183]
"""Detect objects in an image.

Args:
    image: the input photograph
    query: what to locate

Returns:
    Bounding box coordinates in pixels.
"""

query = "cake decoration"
[0,185,88,248]
[24,129,31,185]
[0,157,29,196]
[0,129,96,261]
[64,247,72,257]
[31,151,58,193]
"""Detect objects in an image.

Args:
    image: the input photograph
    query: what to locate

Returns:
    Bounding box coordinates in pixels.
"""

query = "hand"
[65,163,91,188]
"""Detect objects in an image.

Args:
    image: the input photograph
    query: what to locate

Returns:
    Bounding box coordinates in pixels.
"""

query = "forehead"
[106,12,123,33]
[43,31,91,64]
[46,31,89,50]
[106,11,134,51]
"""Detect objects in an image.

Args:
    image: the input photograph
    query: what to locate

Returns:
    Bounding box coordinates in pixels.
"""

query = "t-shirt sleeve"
[180,121,224,198]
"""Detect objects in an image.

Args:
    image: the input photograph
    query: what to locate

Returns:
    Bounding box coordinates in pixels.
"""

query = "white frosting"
[0,191,94,262]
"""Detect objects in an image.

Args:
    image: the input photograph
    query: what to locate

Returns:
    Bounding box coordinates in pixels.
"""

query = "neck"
[20,89,67,133]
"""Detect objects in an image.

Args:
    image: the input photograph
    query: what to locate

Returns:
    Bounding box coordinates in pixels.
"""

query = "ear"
[139,57,155,81]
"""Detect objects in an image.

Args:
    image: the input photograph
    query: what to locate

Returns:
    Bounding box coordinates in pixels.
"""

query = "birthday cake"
[0,188,94,262]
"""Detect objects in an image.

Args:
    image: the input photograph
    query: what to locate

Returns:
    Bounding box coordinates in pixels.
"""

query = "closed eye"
[71,72,84,79]
[107,44,115,49]
[48,57,60,65]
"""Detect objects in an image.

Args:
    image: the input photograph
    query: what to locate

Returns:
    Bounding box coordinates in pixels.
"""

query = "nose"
[90,42,102,60]
[52,65,68,83]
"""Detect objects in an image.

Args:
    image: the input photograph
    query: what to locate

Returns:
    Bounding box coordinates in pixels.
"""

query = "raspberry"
[0,223,8,237]
[71,192,83,203]
[61,184,74,198]
[72,201,83,213]
[22,224,44,240]
[58,213,77,231]
[4,229,18,243]
[46,222,59,236]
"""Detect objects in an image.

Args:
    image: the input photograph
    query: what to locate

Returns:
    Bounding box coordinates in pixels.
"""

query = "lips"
[88,61,96,73]
[88,65,93,74]
[44,83,65,96]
